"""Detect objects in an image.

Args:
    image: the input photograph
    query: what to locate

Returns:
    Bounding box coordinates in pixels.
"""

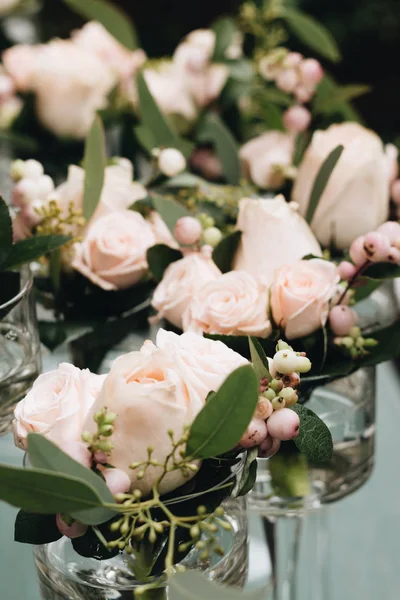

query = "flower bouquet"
[0,328,329,599]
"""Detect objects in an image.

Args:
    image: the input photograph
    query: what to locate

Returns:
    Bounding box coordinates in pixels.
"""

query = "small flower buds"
[158,148,186,177]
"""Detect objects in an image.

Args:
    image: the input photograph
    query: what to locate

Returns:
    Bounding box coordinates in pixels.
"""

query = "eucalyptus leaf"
[14,511,62,545]
[83,116,106,222]
[290,404,333,462]
[168,571,270,600]
[261,87,292,106]
[262,101,284,131]
[212,17,237,62]
[152,195,190,234]
[49,247,61,293]
[238,447,258,497]
[212,230,242,273]
[305,144,344,225]
[0,464,107,515]
[313,84,371,115]
[249,336,271,382]
[133,125,157,155]
[0,197,12,267]
[147,244,183,282]
[63,0,138,50]
[186,365,259,459]
[197,113,241,185]
[280,8,341,63]
[364,263,400,280]
[3,235,71,270]
[165,173,202,188]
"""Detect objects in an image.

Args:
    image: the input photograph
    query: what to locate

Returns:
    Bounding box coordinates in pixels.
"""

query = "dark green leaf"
[147,244,183,282]
[280,8,341,63]
[0,197,12,267]
[197,113,241,185]
[212,17,237,62]
[358,319,400,367]
[49,247,61,293]
[3,235,71,270]
[133,125,157,155]
[305,145,344,225]
[313,84,371,115]
[249,336,271,381]
[14,511,62,545]
[261,87,292,106]
[313,74,363,122]
[238,447,258,496]
[83,116,106,221]
[0,464,106,515]
[354,278,382,302]
[38,321,67,351]
[186,365,259,459]
[63,0,138,50]
[212,230,241,273]
[152,195,190,234]
[364,262,400,280]
[290,404,333,462]
[137,72,193,158]
[169,571,270,600]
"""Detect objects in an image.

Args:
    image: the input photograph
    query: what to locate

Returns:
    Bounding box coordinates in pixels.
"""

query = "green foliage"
[63,0,138,50]
[313,84,371,115]
[305,145,344,225]
[290,404,333,462]
[212,17,238,62]
[237,447,258,496]
[212,231,242,273]
[82,116,106,222]
[197,113,241,185]
[268,451,311,498]
[147,244,183,282]
[151,195,190,234]
[249,336,271,381]
[2,235,71,271]
[186,365,259,459]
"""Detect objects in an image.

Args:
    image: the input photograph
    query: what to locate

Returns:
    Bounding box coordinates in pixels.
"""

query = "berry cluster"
[173,215,223,249]
[333,325,377,358]
[346,221,400,270]
[239,341,311,458]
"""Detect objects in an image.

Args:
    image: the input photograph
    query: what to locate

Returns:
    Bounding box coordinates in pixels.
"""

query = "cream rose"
[240,132,295,189]
[183,271,272,338]
[72,210,155,290]
[151,249,222,328]
[292,122,391,249]
[271,259,339,339]
[13,363,105,450]
[233,195,321,285]
[154,328,248,409]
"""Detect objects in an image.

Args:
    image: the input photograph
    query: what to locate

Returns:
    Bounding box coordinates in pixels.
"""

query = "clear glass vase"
[248,367,376,600]
[33,497,248,600]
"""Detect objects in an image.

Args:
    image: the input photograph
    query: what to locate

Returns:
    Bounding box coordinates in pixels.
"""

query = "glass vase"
[248,367,376,600]
[33,497,248,600]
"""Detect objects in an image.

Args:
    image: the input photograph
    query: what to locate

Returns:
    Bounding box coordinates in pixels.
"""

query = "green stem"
[134,586,168,600]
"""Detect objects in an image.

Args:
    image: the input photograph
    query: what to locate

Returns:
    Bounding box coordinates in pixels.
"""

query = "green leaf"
[249,336,271,381]
[27,434,115,507]
[3,235,71,270]
[354,279,382,303]
[14,511,62,545]
[133,125,157,155]
[165,173,202,188]
[147,244,183,282]
[363,263,400,280]
[212,17,237,62]
[268,452,311,498]
[261,87,292,106]
[313,84,371,115]
[0,464,107,515]
[290,404,333,462]
[238,447,258,496]
[83,116,106,222]
[212,230,241,273]
[63,0,138,50]
[168,571,270,600]
[186,365,259,459]
[0,197,12,267]
[49,247,61,293]
[280,8,341,63]
[313,74,363,122]
[197,113,241,185]
[137,72,194,158]
[152,195,191,234]
[305,144,344,225]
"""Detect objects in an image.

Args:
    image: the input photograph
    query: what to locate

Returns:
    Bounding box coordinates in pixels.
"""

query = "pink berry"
[258,436,281,458]
[283,105,311,133]
[387,247,400,264]
[377,220,400,244]
[294,84,314,103]
[174,216,202,246]
[56,514,87,539]
[103,468,131,496]
[240,418,268,448]
[338,260,357,281]
[267,408,300,441]
[349,235,368,266]
[59,441,92,469]
[285,52,303,68]
[329,305,358,336]
[276,68,298,93]
[392,180,400,205]
[299,59,324,86]
[363,231,391,262]
[255,398,273,420]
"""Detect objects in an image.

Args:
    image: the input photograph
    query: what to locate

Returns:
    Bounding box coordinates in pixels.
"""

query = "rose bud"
[329,305,358,337]
[56,514,88,539]
[174,216,202,246]
[283,105,311,133]
[267,408,300,441]
[102,468,131,496]
[239,418,268,448]
[158,148,186,177]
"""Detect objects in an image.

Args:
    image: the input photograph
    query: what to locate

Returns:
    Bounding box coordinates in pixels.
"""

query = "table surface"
[1,348,400,600]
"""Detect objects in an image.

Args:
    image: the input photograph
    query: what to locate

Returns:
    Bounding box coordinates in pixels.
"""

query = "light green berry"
[202,226,223,247]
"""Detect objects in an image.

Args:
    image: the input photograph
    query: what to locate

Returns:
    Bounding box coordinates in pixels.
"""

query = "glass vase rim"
[0,264,33,311]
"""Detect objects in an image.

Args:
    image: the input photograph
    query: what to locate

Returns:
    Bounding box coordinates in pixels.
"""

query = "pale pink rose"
[53,162,147,222]
[233,195,322,285]
[293,123,390,249]
[84,334,203,495]
[72,210,155,291]
[154,328,248,410]
[148,211,178,248]
[385,143,399,184]
[13,363,105,450]
[2,44,37,91]
[240,131,295,189]
[271,259,339,339]
[183,271,272,338]
[151,249,222,329]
